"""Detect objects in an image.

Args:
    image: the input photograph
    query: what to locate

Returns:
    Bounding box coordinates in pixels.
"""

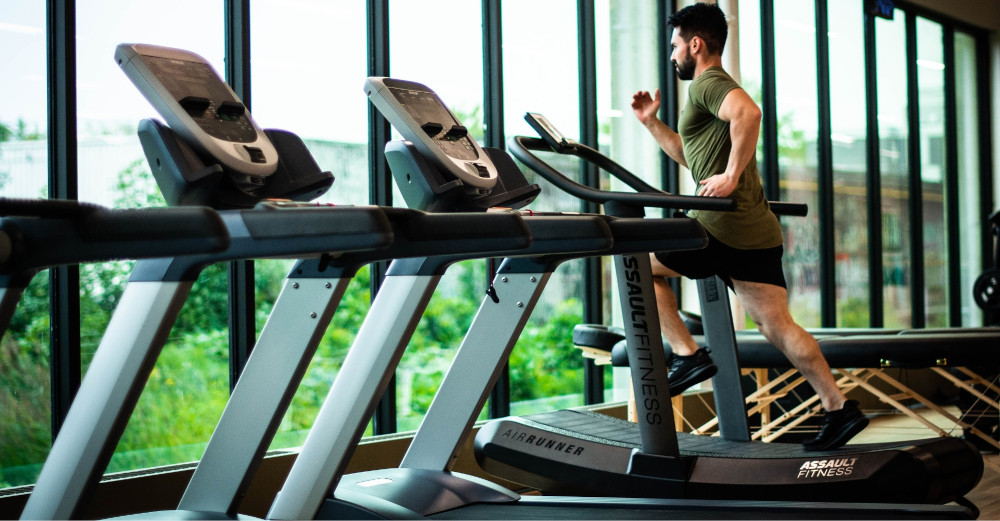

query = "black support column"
[46,0,80,438]
[975,32,995,325]
[660,0,684,300]
[942,26,961,326]
[904,12,925,328]
[760,0,779,201]
[578,0,605,405]
[482,0,513,417]
[863,9,884,327]
[815,0,836,327]
[367,0,397,435]
[224,0,257,392]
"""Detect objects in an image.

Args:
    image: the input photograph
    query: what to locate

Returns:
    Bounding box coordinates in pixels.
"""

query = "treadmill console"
[115,43,278,188]
[525,112,577,152]
[364,77,498,191]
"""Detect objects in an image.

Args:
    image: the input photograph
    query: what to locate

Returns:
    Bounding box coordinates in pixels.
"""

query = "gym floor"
[853,408,999,517]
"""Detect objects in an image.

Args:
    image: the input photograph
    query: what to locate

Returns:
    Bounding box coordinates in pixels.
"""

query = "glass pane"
[916,17,946,327]
[249,0,371,449]
[0,1,50,489]
[954,31,983,326]
[0,3,47,198]
[252,1,369,206]
[389,0,488,431]
[875,15,911,328]
[774,0,821,327]
[729,0,768,331]
[828,0,870,327]
[596,0,660,400]
[599,0,662,190]
[75,0,227,472]
[737,0,764,171]
[503,0,588,416]
[599,0,664,397]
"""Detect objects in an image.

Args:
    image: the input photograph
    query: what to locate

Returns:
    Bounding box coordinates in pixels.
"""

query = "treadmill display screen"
[144,55,258,144]
[388,86,478,161]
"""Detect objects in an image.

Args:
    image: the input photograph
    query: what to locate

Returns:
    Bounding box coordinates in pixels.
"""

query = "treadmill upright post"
[697,275,751,441]
[399,260,553,471]
[0,282,28,336]
[178,260,357,515]
[605,204,679,457]
[21,277,193,520]
[267,262,445,520]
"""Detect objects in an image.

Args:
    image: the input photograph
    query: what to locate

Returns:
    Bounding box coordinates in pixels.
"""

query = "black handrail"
[508,135,808,218]
[509,136,736,212]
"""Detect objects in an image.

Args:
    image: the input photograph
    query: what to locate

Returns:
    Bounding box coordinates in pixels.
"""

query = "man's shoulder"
[693,67,737,88]
[689,67,740,110]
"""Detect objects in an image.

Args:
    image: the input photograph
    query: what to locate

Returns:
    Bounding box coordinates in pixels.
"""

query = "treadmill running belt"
[476,409,984,504]
[522,409,935,458]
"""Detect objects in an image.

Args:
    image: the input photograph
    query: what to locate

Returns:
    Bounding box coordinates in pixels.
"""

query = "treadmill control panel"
[525,112,577,152]
[364,77,498,190]
[115,43,278,185]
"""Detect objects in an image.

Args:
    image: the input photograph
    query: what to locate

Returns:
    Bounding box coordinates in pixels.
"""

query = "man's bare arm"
[632,89,687,168]
[697,87,761,197]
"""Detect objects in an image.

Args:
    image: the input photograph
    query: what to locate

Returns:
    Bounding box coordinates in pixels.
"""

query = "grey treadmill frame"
[19,206,398,520]
[266,213,629,520]
[269,215,712,519]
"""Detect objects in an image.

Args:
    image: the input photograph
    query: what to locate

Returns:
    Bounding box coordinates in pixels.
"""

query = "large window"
[737,0,764,161]
[502,0,592,415]
[916,17,947,326]
[829,0,871,327]
[0,1,49,489]
[875,14,911,328]
[386,0,491,431]
[597,0,662,398]
[955,30,984,326]
[598,0,662,189]
[249,0,373,449]
[773,0,821,326]
[74,0,227,475]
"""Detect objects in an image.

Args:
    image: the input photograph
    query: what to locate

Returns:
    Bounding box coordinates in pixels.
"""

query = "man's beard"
[674,57,695,80]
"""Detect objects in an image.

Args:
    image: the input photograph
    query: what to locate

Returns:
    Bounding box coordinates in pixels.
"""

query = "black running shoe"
[802,399,869,451]
[667,347,717,397]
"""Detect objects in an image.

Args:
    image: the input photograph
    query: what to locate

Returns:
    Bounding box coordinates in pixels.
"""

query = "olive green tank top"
[679,67,782,250]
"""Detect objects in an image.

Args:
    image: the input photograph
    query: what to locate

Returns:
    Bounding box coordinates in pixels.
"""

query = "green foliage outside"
[509,299,584,403]
[0,143,586,488]
[838,297,870,328]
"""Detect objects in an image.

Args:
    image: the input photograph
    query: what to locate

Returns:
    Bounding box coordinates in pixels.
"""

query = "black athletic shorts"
[654,230,787,289]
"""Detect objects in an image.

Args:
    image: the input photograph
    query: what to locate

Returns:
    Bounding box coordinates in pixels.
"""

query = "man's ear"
[690,35,702,54]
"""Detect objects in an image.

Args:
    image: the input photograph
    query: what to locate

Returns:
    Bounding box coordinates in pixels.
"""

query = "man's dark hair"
[668,2,728,55]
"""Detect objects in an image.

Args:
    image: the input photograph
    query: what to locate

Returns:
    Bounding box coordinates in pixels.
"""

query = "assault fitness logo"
[796,457,857,479]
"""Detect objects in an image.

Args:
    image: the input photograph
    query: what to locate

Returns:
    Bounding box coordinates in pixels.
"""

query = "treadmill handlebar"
[377,207,529,244]
[768,201,808,217]
[87,206,227,244]
[0,198,230,272]
[514,111,809,217]
[509,136,736,213]
[0,197,105,218]
[603,217,707,255]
